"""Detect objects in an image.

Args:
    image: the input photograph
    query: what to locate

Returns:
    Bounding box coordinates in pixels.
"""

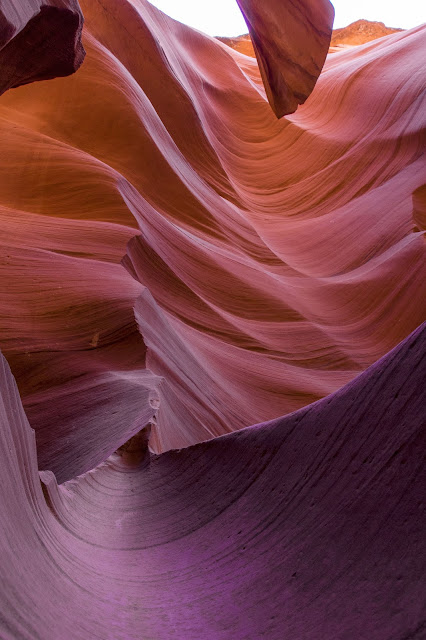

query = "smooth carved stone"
[0,0,424,471]
[0,0,85,95]
[236,0,334,117]
[0,325,424,638]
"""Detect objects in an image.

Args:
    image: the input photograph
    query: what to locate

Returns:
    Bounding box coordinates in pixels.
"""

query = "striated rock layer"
[0,0,425,477]
[0,0,425,637]
[0,324,425,639]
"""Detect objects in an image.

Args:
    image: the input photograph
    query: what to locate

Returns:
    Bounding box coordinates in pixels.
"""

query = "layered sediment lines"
[0,0,425,474]
[1,1,425,637]
[0,324,424,639]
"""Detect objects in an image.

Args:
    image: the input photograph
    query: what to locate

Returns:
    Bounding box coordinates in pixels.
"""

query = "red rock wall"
[0,1,425,636]
[0,0,424,476]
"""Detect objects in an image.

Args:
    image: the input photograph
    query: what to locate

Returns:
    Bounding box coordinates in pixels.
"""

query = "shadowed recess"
[0,0,85,94]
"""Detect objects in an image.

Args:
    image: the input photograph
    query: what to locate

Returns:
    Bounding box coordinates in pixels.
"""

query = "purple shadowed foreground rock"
[0,323,424,639]
[0,0,85,95]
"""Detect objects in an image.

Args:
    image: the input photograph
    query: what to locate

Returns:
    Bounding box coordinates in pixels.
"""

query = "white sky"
[148,0,425,36]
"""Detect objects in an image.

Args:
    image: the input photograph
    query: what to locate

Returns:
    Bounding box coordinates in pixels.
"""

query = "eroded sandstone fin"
[0,0,85,95]
[236,0,334,117]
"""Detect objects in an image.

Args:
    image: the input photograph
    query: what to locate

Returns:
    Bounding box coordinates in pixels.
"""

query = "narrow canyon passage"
[0,0,425,638]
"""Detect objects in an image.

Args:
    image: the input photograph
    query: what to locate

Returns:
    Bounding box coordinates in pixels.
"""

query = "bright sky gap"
[148,0,426,37]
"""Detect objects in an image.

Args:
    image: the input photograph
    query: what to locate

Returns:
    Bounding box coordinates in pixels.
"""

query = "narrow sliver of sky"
[147,0,425,37]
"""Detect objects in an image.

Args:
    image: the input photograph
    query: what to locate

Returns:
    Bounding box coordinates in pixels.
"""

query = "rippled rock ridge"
[0,1,425,638]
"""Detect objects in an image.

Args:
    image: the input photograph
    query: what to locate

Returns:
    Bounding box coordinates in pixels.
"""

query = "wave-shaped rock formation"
[1,0,424,474]
[1,323,425,639]
[0,0,425,636]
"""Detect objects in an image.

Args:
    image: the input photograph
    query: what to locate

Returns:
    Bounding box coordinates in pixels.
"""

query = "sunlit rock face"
[331,19,403,46]
[0,0,85,94]
[0,0,425,637]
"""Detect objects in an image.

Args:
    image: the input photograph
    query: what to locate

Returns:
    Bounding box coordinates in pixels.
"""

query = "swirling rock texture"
[0,0,425,637]
[1,320,425,639]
